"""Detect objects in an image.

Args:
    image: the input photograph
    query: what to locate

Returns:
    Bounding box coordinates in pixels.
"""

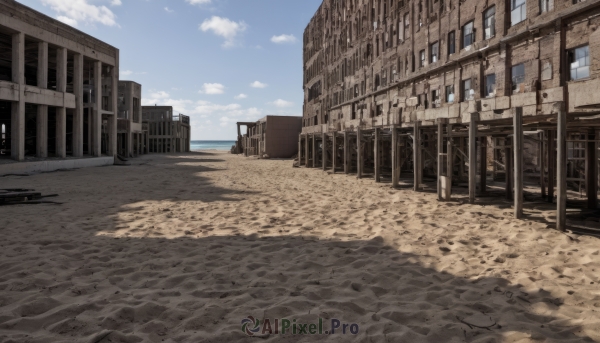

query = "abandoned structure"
[300,0,600,231]
[142,106,191,153]
[118,81,145,157]
[0,0,119,163]
[234,115,302,158]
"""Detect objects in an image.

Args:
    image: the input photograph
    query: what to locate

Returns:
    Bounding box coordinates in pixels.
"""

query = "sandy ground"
[0,151,599,343]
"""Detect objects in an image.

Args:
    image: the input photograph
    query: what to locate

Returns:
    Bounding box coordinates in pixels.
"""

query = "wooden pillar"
[586,129,598,209]
[514,108,524,219]
[541,131,546,198]
[548,130,555,203]
[469,114,479,204]
[505,137,512,200]
[322,132,327,171]
[447,123,453,198]
[357,128,363,179]
[374,128,381,182]
[480,136,487,195]
[55,47,67,158]
[344,131,349,174]
[36,42,48,158]
[73,54,84,157]
[413,121,421,191]
[459,137,465,181]
[556,108,567,231]
[304,134,309,166]
[332,132,337,173]
[437,120,443,200]
[392,127,399,187]
[311,134,316,168]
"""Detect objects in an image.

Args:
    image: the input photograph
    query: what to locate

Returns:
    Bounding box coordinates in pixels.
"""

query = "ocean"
[190,140,236,151]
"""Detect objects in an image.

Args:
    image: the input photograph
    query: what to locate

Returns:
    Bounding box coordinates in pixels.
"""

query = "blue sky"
[18,0,322,140]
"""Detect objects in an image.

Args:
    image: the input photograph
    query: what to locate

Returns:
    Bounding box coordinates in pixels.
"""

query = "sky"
[17,0,322,140]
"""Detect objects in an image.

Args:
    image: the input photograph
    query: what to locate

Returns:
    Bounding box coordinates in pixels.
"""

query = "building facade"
[301,0,600,231]
[235,115,302,158]
[0,0,119,162]
[142,106,190,153]
[117,81,145,157]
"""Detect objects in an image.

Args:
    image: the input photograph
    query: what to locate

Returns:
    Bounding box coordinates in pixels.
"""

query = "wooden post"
[298,135,302,165]
[332,132,337,173]
[541,131,546,199]
[514,108,524,219]
[322,132,328,171]
[437,120,443,200]
[586,129,597,209]
[312,134,317,168]
[447,123,453,198]
[548,130,555,203]
[556,108,567,231]
[459,137,465,181]
[480,136,487,195]
[374,128,381,182]
[357,128,363,178]
[413,121,421,191]
[344,131,349,174]
[505,137,512,200]
[469,114,479,204]
[304,134,309,167]
[392,127,399,187]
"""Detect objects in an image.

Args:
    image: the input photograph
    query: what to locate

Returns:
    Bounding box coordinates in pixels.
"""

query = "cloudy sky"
[19,0,322,140]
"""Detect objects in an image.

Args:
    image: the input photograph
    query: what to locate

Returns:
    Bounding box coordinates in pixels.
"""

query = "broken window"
[446,85,455,103]
[462,21,474,48]
[462,79,473,101]
[511,0,526,26]
[432,89,440,107]
[448,31,456,55]
[420,49,426,67]
[430,41,439,63]
[484,6,496,39]
[569,45,590,80]
[511,63,525,93]
[484,74,496,98]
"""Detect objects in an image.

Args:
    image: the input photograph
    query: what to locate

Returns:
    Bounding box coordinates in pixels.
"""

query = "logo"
[241,316,261,336]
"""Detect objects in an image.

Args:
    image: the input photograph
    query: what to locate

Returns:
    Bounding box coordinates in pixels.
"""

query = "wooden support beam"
[480,136,487,195]
[541,131,546,198]
[298,135,302,165]
[332,133,337,173]
[446,123,453,199]
[304,134,309,167]
[375,128,381,182]
[414,121,421,191]
[505,137,512,200]
[548,130,555,203]
[469,114,479,204]
[557,107,567,232]
[586,129,598,209]
[312,134,317,168]
[344,131,349,174]
[357,128,363,179]
[392,127,399,187]
[437,120,443,200]
[322,132,328,171]
[514,108,524,219]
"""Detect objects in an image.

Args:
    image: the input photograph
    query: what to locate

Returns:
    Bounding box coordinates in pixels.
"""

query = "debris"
[0,189,61,205]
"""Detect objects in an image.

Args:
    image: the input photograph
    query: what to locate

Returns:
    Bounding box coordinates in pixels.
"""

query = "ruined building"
[0,0,119,169]
[118,81,146,157]
[300,0,600,231]
[234,115,302,158]
[142,106,191,154]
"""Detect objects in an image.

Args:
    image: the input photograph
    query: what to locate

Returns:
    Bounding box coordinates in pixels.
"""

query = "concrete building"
[235,115,302,158]
[0,0,118,163]
[301,0,600,231]
[117,81,145,157]
[142,106,190,153]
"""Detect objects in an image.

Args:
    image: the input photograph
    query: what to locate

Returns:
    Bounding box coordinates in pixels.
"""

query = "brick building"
[300,0,600,231]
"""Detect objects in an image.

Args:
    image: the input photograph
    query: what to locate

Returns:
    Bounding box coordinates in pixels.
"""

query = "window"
[462,79,474,101]
[376,104,383,116]
[448,31,456,55]
[484,7,496,39]
[463,22,474,48]
[432,89,440,107]
[540,0,552,13]
[430,41,439,63]
[569,45,590,80]
[511,64,525,94]
[484,74,496,98]
[446,85,455,103]
[404,13,410,38]
[511,0,526,26]
[420,50,426,67]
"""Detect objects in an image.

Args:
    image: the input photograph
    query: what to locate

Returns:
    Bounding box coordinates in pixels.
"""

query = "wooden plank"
[514,107,524,219]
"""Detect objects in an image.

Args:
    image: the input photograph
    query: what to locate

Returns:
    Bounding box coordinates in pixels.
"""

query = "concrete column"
[469,114,479,204]
[437,120,443,200]
[11,32,24,161]
[413,121,421,191]
[56,47,67,158]
[110,56,119,157]
[332,132,337,173]
[514,108,523,219]
[322,132,327,171]
[311,134,317,167]
[556,108,567,231]
[357,127,363,178]
[374,128,380,182]
[586,129,598,209]
[92,61,102,157]
[344,131,349,174]
[392,127,399,187]
[73,54,84,157]
[36,42,48,158]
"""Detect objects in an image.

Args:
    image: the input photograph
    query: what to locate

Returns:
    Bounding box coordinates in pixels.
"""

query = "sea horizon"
[190,140,236,151]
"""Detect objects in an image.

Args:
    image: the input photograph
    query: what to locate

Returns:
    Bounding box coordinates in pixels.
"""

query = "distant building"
[236,115,302,158]
[142,106,190,153]
[117,81,145,157]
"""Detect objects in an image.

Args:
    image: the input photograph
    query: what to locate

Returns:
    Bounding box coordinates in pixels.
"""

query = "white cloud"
[200,16,247,48]
[120,70,133,76]
[186,0,211,5]
[41,0,119,27]
[150,91,170,99]
[235,93,248,99]
[110,0,122,6]
[199,83,225,95]
[250,81,267,89]
[164,7,174,13]
[271,34,297,44]
[270,99,294,108]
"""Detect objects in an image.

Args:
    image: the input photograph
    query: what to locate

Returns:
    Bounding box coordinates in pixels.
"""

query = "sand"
[0,151,599,343]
